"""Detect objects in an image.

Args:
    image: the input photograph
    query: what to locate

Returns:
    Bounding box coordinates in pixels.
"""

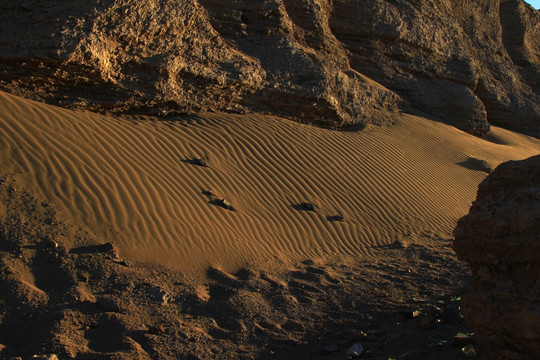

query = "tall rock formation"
[0,0,538,136]
[454,155,540,360]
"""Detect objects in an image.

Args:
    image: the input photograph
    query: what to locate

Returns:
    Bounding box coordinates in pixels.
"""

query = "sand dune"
[1,90,539,272]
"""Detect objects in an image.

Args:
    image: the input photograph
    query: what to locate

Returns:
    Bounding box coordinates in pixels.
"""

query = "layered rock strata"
[0,0,538,136]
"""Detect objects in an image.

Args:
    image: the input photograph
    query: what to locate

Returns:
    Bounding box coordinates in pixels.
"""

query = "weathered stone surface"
[0,0,538,136]
[454,155,540,359]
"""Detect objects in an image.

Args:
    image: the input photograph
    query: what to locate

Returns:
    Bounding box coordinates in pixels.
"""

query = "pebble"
[461,344,477,358]
[453,333,475,346]
[148,325,166,335]
[119,259,131,267]
[215,198,234,211]
[346,343,364,359]
[99,242,115,252]
[147,287,174,304]
[194,158,208,167]
[44,240,58,249]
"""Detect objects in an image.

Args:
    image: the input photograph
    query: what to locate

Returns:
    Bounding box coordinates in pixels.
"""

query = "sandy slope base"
[1,90,539,272]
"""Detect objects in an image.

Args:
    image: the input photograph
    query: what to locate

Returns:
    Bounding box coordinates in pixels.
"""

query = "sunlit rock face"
[0,0,538,136]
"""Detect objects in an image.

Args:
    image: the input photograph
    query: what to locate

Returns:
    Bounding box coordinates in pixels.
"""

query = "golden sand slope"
[0,91,539,271]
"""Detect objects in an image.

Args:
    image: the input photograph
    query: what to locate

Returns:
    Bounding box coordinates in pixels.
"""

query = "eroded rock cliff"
[0,0,538,136]
[454,155,540,359]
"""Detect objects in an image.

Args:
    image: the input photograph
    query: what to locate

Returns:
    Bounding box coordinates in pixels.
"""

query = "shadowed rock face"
[454,155,540,359]
[0,0,538,136]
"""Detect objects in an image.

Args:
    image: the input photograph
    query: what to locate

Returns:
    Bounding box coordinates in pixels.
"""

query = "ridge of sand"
[1,90,539,272]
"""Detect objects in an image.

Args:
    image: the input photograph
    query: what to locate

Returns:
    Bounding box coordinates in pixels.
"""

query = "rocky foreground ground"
[0,175,478,360]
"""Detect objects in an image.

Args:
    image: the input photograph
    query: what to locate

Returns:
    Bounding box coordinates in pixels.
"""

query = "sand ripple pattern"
[1,91,539,271]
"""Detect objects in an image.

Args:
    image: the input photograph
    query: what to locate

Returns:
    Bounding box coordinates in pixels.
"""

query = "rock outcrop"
[454,155,540,359]
[0,0,539,136]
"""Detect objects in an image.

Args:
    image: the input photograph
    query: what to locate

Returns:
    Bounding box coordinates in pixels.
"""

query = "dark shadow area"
[457,158,493,174]
[69,243,114,255]
[209,198,234,211]
[84,316,132,353]
[201,190,215,197]
[482,132,510,145]
[181,158,208,167]
[338,123,367,132]
[326,215,344,222]
[291,202,316,211]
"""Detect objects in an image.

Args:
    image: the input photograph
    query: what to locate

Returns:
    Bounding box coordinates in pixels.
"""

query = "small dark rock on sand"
[194,158,208,167]
[213,198,234,211]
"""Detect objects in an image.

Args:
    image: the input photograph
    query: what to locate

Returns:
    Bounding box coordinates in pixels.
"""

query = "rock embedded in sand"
[1,0,539,136]
[299,202,316,211]
[460,157,494,174]
[99,242,115,253]
[214,198,234,211]
[346,343,364,359]
[454,155,540,359]
[194,158,208,167]
[148,325,166,335]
